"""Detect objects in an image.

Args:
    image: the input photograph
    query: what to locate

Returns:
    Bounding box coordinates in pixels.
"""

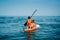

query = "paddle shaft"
[31,9,37,18]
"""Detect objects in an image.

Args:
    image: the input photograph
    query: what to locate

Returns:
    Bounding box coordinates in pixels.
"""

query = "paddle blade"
[24,22,27,26]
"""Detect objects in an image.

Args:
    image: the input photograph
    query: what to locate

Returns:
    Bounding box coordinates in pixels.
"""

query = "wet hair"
[28,16,31,19]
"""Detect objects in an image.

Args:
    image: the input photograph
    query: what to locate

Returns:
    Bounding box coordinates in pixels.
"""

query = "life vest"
[27,19,31,27]
[27,22,31,27]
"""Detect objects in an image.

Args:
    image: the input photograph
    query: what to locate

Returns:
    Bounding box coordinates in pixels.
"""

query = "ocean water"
[0,16,60,40]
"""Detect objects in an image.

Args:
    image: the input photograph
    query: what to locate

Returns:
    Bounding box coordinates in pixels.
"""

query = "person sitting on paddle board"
[24,20,36,32]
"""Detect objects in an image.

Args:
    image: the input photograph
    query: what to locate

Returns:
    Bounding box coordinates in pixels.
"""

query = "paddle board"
[24,24,40,33]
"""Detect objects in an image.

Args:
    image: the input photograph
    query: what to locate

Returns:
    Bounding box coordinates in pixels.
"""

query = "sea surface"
[0,16,60,40]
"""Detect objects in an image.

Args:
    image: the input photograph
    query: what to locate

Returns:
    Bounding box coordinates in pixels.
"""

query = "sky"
[0,0,60,16]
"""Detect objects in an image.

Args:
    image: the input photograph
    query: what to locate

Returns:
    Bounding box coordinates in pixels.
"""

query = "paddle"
[24,9,37,26]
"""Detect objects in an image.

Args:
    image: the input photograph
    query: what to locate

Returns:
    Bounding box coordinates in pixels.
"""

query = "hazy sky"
[0,0,60,16]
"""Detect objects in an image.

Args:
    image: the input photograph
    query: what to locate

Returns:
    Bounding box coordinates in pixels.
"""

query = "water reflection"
[27,32,34,40]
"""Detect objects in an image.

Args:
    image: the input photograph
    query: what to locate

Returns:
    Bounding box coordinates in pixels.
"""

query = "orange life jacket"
[27,22,31,27]
[27,19,31,27]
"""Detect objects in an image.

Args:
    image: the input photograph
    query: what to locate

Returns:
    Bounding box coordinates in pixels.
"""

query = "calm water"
[0,16,60,40]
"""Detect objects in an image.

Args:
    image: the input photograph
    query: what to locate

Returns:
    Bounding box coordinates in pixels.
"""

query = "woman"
[28,20,36,32]
[27,16,32,29]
